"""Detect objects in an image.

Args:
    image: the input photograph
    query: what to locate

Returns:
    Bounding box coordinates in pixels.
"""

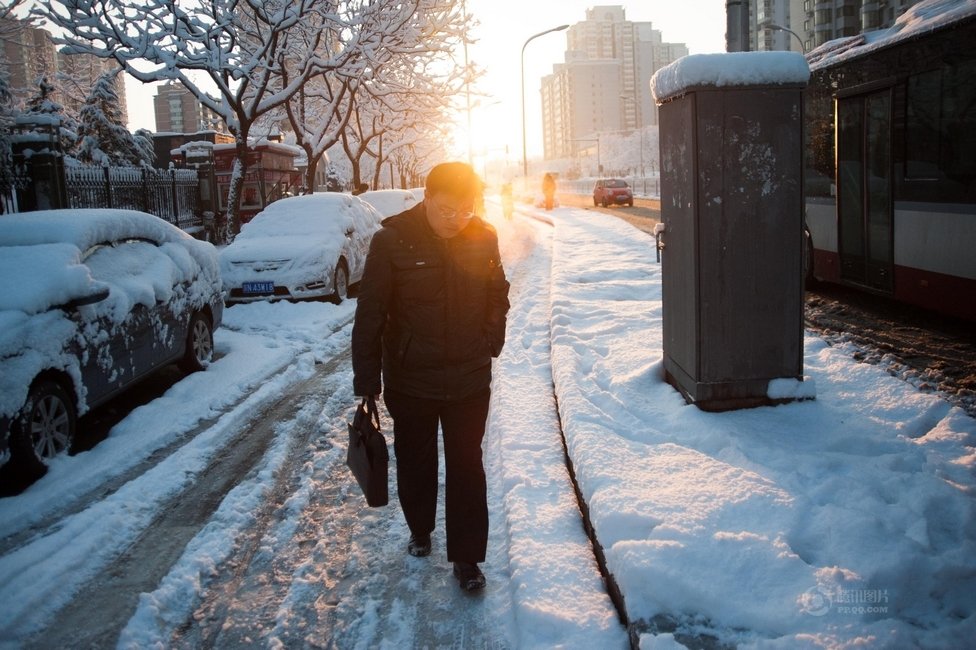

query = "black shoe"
[453,562,486,591]
[407,533,431,557]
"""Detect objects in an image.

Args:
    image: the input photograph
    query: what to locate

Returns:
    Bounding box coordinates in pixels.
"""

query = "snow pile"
[546,209,976,646]
[651,52,810,104]
[488,215,627,647]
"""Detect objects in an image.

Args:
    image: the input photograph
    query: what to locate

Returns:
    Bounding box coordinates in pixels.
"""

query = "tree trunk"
[350,158,362,191]
[225,134,251,239]
[303,147,318,194]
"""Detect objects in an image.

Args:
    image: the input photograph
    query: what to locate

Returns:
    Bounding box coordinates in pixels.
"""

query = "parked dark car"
[0,209,224,475]
[593,178,634,207]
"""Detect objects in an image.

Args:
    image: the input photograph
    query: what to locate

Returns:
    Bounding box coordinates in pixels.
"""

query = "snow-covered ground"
[541,209,975,648]
[1,200,973,649]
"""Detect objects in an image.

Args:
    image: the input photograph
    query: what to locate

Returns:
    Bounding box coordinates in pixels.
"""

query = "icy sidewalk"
[544,207,976,648]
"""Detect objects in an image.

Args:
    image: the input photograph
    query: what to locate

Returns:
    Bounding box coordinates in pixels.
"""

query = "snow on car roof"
[0,209,193,251]
[0,243,106,315]
[358,189,420,218]
[0,209,220,319]
[237,192,376,239]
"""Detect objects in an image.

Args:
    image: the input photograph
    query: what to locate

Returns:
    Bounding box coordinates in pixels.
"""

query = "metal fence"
[0,165,31,215]
[65,166,202,232]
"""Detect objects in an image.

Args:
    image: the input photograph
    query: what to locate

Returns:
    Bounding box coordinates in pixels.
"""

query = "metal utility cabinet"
[652,52,811,411]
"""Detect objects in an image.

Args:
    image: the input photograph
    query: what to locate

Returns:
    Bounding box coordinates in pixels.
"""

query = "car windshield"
[604,180,627,188]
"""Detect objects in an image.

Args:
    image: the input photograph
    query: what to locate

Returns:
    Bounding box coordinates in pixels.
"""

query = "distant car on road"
[0,209,224,474]
[358,189,420,218]
[221,192,383,304]
[593,178,634,207]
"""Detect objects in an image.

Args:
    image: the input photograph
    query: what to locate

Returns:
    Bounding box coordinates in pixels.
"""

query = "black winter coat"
[352,202,510,400]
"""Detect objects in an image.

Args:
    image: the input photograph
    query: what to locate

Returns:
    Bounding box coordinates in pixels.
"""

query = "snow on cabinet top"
[650,51,810,104]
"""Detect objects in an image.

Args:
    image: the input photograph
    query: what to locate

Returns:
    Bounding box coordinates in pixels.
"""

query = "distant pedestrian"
[542,173,556,211]
[352,161,511,592]
[500,183,514,220]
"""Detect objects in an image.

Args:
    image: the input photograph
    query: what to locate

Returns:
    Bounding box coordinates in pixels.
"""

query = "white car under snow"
[221,193,383,304]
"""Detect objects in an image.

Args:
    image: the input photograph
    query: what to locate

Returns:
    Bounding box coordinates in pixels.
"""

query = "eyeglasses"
[432,197,475,221]
[439,208,474,221]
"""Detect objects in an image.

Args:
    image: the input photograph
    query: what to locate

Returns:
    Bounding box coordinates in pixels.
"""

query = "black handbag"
[346,396,389,507]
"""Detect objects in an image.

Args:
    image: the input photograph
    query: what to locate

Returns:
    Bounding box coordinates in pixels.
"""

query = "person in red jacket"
[351,162,510,591]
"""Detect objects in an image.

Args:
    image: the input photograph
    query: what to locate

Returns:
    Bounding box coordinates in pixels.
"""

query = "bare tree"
[284,0,469,194]
[38,0,374,236]
[339,38,472,191]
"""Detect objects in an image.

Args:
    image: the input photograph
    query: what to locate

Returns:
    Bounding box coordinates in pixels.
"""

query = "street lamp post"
[621,94,645,195]
[521,24,569,180]
[762,21,806,53]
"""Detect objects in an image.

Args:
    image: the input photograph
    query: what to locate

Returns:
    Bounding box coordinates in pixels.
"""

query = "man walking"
[352,162,510,591]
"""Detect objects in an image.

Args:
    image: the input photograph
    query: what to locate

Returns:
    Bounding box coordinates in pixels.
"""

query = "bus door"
[836,88,894,292]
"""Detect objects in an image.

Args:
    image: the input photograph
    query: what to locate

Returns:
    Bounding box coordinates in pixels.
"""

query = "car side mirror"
[59,288,110,310]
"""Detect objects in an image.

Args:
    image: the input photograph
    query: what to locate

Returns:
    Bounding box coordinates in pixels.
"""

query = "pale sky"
[123,1,728,160]
[458,0,727,163]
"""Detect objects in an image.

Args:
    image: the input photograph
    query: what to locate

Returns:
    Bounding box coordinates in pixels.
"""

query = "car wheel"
[601,198,608,208]
[593,196,598,206]
[331,261,349,304]
[9,379,76,472]
[627,199,634,207]
[179,311,214,373]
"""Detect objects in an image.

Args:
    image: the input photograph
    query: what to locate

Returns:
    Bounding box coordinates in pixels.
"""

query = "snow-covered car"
[221,192,383,304]
[358,189,420,218]
[0,209,224,473]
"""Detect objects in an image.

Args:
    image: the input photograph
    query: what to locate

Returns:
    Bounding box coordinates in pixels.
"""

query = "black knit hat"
[425,162,481,200]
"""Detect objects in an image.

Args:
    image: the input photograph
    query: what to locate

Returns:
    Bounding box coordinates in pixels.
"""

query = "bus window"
[906,58,976,191]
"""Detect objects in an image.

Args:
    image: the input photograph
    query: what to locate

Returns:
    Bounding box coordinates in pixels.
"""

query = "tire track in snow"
[144,339,516,643]
[22,350,352,649]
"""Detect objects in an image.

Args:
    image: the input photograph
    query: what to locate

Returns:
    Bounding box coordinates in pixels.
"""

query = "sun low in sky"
[455,0,728,165]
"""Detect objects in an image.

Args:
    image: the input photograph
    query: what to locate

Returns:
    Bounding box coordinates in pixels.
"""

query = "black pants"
[383,388,490,563]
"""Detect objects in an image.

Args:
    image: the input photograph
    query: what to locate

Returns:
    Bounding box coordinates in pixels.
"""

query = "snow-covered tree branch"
[39,0,381,234]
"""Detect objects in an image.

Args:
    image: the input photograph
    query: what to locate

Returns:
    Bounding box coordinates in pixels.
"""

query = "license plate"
[242,281,275,294]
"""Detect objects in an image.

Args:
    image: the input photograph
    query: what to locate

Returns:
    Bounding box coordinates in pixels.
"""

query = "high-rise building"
[153,82,222,134]
[0,17,58,100]
[0,17,128,124]
[540,5,687,161]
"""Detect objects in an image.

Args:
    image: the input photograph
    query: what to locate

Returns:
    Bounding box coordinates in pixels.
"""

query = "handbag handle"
[362,395,381,432]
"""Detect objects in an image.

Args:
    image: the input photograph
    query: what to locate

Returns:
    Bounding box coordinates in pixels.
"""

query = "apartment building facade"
[0,17,128,124]
[540,5,687,161]
[153,82,221,134]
